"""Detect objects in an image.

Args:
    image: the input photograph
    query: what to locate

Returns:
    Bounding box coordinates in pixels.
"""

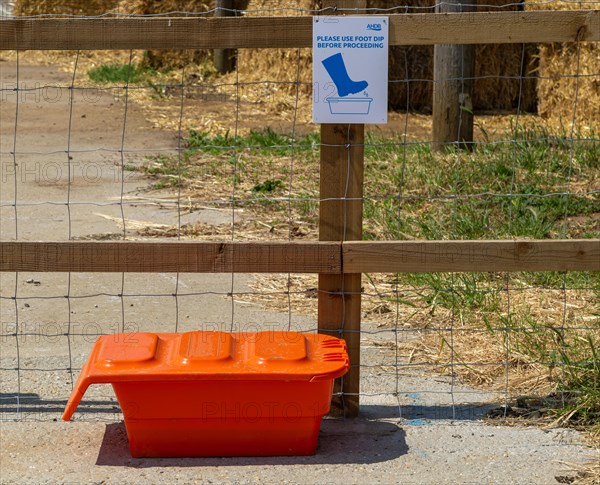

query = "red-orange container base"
[62,331,349,458]
[113,380,333,457]
[125,418,321,457]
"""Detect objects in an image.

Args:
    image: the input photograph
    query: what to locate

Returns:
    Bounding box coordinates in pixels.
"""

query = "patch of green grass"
[187,128,320,156]
[179,125,598,249]
[294,190,319,222]
[399,272,502,321]
[521,271,600,290]
[88,63,157,84]
[252,179,283,193]
[362,128,599,242]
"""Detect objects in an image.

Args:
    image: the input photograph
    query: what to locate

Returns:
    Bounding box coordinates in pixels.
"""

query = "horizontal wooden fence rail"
[343,239,600,273]
[1,239,598,273]
[1,11,598,51]
[0,241,342,274]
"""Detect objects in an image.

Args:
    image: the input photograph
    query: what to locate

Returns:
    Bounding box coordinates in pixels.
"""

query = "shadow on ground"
[0,393,118,415]
[362,403,497,421]
[95,419,408,467]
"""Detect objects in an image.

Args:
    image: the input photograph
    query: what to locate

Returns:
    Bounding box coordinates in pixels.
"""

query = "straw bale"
[473,0,538,112]
[236,0,315,104]
[384,0,538,112]
[368,0,432,111]
[474,43,539,113]
[116,0,215,69]
[13,0,118,16]
[388,44,435,112]
[526,1,599,129]
[536,42,599,129]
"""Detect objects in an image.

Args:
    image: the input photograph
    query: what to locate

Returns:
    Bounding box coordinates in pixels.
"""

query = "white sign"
[312,16,388,124]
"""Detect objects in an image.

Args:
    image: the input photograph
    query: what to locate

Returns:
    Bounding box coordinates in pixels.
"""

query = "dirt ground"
[0,60,598,484]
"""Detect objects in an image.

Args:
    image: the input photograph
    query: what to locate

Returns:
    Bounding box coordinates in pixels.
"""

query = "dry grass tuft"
[560,450,600,484]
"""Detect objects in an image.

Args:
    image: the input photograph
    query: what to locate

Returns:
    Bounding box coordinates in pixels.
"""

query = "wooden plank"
[389,10,600,45]
[0,241,342,274]
[2,239,597,274]
[342,239,600,273]
[432,0,476,152]
[1,11,598,51]
[319,122,365,418]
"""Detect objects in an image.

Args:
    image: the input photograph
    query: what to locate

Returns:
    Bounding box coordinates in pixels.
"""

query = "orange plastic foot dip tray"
[62,331,349,457]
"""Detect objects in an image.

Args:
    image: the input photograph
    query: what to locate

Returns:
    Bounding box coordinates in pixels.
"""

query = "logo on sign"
[367,23,382,31]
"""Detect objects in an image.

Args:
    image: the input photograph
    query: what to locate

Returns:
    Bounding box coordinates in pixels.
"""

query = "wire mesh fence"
[0,1,598,425]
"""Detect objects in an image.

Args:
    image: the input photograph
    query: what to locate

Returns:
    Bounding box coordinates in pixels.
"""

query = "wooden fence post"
[318,0,366,418]
[319,124,364,418]
[432,0,476,151]
[214,0,235,73]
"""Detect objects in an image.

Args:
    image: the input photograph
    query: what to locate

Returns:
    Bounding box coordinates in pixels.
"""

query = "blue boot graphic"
[322,52,368,97]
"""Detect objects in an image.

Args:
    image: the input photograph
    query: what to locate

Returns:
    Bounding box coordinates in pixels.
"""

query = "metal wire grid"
[0,2,598,421]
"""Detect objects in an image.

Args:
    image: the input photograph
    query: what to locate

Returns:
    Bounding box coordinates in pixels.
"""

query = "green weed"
[252,179,283,193]
[512,314,600,427]
[482,307,600,428]
[396,272,501,323]
[88,63,156,83]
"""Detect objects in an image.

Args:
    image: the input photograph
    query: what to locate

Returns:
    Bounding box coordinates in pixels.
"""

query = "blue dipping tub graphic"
[326,96,373,115]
